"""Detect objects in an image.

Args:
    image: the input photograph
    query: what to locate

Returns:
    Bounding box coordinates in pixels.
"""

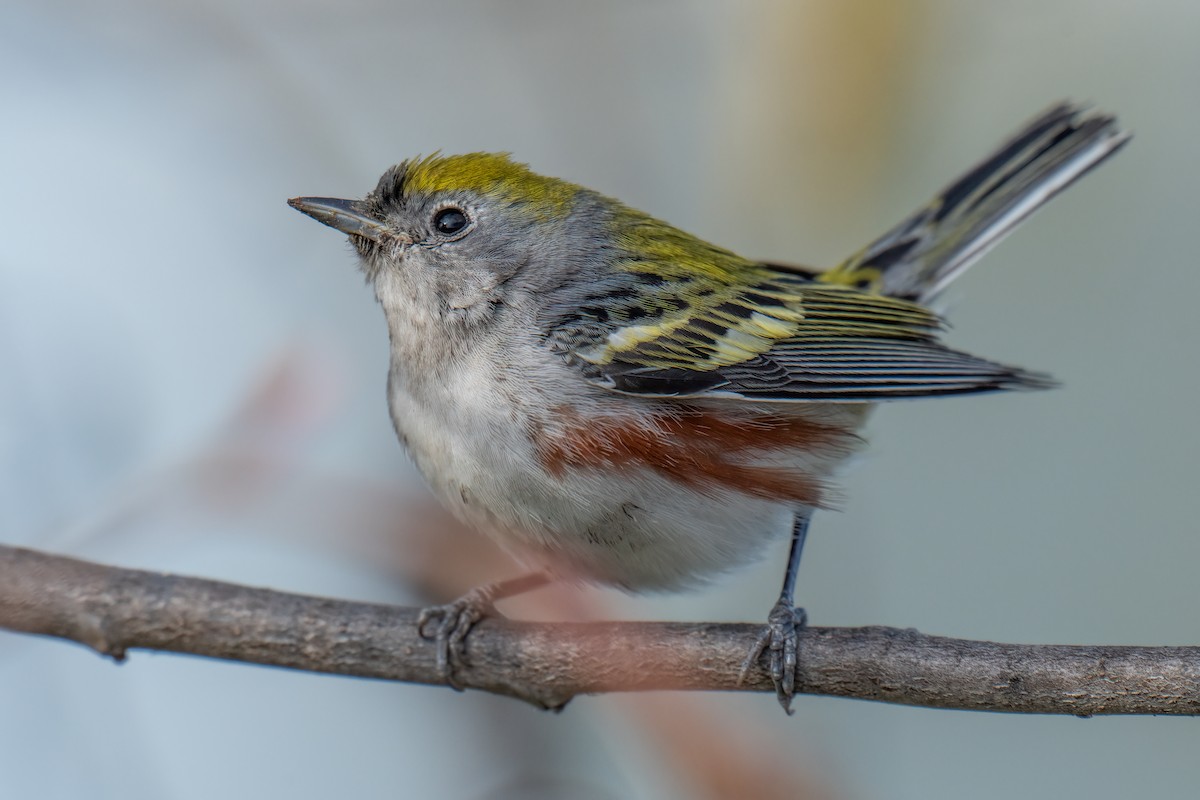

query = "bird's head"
[290,153,602,331]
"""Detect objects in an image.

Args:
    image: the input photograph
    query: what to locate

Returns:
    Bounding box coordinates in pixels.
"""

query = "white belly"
[387,352,862,591]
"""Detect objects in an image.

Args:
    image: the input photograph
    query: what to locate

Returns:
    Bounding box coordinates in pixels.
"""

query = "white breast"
[386,345,866,590]
[378,281,864,591]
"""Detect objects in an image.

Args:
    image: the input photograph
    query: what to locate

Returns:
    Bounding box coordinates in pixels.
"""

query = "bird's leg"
[740,514,811,714]
[417,571,551,689]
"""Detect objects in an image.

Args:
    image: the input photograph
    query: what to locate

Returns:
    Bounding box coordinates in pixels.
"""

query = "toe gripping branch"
[419,515,811,711]
[740,514,811,713]
[416,572,550,689]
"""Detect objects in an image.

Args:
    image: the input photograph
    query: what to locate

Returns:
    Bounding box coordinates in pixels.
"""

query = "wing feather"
[551,266,1050,402]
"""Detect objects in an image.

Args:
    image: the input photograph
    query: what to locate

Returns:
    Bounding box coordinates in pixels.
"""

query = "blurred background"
[2,1,1197,797]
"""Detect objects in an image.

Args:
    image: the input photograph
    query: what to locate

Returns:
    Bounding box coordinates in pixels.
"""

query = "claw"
[739,600,807,714]
[416,587,497,689]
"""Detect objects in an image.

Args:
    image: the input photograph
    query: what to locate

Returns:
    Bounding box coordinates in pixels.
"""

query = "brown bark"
[2,544,1196,714]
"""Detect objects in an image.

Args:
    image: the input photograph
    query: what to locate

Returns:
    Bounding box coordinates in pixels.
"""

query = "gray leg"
[740,514,811,713]
[417,572,550,689]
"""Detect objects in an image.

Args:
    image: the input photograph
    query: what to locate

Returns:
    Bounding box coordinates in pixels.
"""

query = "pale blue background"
[2,2,1197,798]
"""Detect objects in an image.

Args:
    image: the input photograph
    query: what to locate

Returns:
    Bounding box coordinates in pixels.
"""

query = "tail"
[822,102,1130,304]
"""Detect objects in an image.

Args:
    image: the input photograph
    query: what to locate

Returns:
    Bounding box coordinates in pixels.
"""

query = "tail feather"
[824,102,1130,304]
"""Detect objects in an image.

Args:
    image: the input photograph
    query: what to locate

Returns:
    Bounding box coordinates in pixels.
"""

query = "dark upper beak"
[287,196,390,243]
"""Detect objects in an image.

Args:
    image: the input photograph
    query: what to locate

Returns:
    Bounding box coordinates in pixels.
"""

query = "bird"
[288,102,1128,712]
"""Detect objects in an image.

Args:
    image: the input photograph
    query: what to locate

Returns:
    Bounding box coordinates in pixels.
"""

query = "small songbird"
[289,102,1128,711]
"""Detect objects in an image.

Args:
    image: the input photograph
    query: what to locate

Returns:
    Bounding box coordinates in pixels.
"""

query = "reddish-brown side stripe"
[531,406,858,508]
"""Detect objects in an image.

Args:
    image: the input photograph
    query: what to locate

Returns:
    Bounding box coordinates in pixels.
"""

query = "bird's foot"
[739,599,808,714]
[417,586,498,689]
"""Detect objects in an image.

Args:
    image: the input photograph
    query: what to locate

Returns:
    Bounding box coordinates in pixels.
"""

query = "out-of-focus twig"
[1,544,1197,715]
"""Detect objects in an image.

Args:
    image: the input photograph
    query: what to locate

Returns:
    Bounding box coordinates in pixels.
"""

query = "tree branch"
[1,544,1196,714]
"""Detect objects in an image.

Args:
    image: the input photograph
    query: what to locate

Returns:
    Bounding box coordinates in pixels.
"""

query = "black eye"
[433,207,469,235]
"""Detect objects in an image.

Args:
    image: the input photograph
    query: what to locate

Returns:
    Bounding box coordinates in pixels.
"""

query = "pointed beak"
[287,196,390,243]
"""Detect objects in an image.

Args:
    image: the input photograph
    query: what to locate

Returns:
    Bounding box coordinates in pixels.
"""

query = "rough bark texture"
[2,544,1197,714]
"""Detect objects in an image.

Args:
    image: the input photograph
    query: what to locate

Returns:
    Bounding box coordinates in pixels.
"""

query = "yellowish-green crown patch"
[402,153,579,220]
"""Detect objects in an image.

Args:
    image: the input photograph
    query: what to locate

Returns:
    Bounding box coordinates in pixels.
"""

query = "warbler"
[289,102,1128,712]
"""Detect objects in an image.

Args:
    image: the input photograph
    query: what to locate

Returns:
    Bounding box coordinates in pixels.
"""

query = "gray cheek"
[441,267,504,313]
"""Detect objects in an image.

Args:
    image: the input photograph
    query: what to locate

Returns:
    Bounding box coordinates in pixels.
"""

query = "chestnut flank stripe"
[531,407,857,507]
